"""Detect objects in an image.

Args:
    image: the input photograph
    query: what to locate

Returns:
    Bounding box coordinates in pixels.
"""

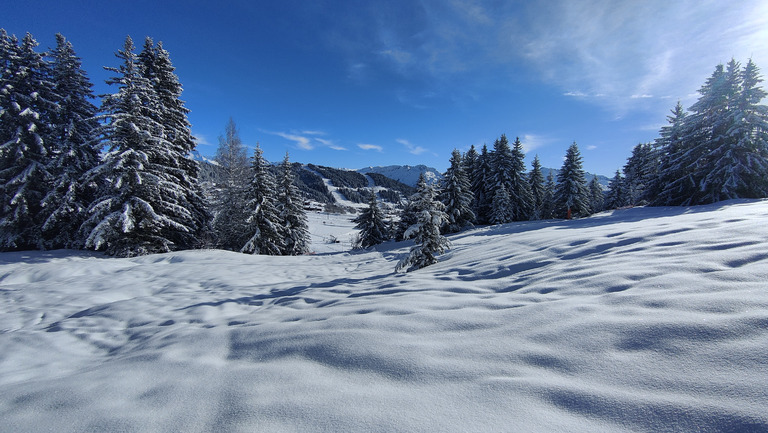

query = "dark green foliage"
[377,188,402,204]
[528,156,546,220]
[308,164,368,188]
[588,176,604,213]
[294,166,335,204]
[241,145,283,255]
[440,149,474,233]
[278,153,310,255]
[554,142,591,218]
[337,187,367,203]
[352,189,390,248]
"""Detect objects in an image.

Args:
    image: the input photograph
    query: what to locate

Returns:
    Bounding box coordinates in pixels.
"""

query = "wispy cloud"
[520,134,556,154]
[271,131,313,150]
[192,132,212,147]
[397,138,427,155]
[358,143,383,152]
[586,145,598,151]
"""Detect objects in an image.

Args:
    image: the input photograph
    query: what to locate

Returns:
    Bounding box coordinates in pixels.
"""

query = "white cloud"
[520,134,555,154]
[396,138,427,155]
[358,143,383,152]
[269,131,313,150]
[192,132,212,147]
[586,145,598,151]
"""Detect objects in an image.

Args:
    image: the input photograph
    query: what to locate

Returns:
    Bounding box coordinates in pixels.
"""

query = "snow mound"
[1,200,768,432]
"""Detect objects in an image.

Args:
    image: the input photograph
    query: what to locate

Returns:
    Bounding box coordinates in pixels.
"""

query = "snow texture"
[1,200,768,432]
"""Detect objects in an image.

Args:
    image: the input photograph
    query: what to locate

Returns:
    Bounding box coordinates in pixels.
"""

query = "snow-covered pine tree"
[352,189,390,249]
[462,145,478,180]
[623,142,654,206]
[489,184,513,224]
[528,155,546,220]
[651,101,690,206]
[212,118,250,250]
[491,134,514,214]
[0,32,57,250]
[394,198,419,241]
[277,153,310,255]
[396,173,449,272]
[711,58,768,199]
[471,144,493,224]
[139,38,211,248]
[440,149,474,233]
[588,176,604,213]
[241,145,283,255]
[605,170,628,210]
[40,33,100,249]
[81,36,193,257]
[554,142,590,218]
[509,136,533,221]
[541,171,556,219]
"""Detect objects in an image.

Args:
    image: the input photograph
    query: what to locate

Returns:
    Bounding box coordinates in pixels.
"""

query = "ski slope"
[1,200,767,432]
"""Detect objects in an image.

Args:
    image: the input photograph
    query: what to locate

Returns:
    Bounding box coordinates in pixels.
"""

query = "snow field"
[1,200,767,432]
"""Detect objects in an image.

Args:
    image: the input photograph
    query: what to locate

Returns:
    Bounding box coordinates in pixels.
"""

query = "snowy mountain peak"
[357,165,442,187]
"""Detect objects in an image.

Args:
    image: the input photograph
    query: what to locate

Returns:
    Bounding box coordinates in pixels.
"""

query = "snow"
[2,200,768,432]
[358,164,442,187]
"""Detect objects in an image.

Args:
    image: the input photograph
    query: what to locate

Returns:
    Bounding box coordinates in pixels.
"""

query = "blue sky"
[5,1,768,174]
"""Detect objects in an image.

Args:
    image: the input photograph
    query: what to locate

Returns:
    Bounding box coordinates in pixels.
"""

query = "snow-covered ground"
[2,200,768,432]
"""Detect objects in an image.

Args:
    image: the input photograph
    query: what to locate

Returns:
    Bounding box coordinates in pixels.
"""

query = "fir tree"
[82,36,194,257]
[139,38,211,248]
[277,153,310,255]
[509,136,533,220]
[471,144,493,224]
[554,142,590,218]
[651,102,690,206]
[394,198,419,242]
[528,155,546,220]
[489,185,513,224]
[241,145,283,255]
[462,145,478,179]
[440,149,474,233]
[541,171,556,219]
[0,32,57,250]
[353,189,390,248]
[623,143,654,206]
[40,33,100,249]
[605,170,628,210]
[588,176,604,213]
[396,174,449,272]
[212,118,250,250]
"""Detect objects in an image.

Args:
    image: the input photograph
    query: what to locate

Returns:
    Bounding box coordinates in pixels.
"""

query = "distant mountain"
[542,168,610,189]
[357,165,442,187]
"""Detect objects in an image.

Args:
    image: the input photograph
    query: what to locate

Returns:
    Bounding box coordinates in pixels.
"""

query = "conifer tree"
[139,38,211,248]
[489,185,513,224]
[462,145,478,179]
[82,36,194,257]
[528,155,546,220]
[40,33,100,249]
[212,118,250,250]
[277,153,310,255]
[623,143,654,206]
[588,176,604,213]
[554,142,590,218]
[241,145,283,255]
[541,171,556,219]
[651,102,690,206]
[0,32,57,250]
[605,170,628,210]
[471,144,493,224]
[396,174,449,272]
[394,198,419,242]
[353,189,390,248]
[440,149,474,233]
[509,136,533,220]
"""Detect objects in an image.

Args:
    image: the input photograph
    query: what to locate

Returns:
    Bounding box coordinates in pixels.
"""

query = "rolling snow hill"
[1,200,767,432]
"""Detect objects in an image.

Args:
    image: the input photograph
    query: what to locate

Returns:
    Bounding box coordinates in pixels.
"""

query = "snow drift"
[1,200,767,432]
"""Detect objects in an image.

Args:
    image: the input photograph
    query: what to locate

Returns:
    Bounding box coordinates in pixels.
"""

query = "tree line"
[0,31,309,257]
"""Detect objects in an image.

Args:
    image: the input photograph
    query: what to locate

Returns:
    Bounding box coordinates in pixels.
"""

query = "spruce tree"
[588,176,604,213]
[277,153,310,255]
[139,38,211,248]
[541,171,556,219]
[652,102,690,206]
[554,142,590,218]
[394,198,419,242]
[462,145,478,180]
[605,170,628,210]
[82,36,193,257]
[241,145,283,255]
[440,149,474,233]
[0,32,57,250]
[40,33,100,249]
[623,143,653,206]
[396,173,449,272]
[489,185,513,224]
[212,118,250,250]
[528,155,546,220]
[509,136,533,221]
[471,144,493,224]
[353,189,390,248]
